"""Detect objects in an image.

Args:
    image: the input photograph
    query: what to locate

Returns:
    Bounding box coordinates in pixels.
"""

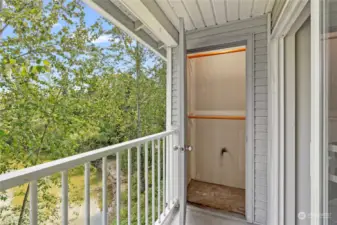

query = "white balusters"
[84,162,90,225]
[0,131,177,225]
[102,156,108,225]
[167,135,171,206]
[157,139,161,220]
[29,180,38,225]
[151,140,155,224]
[61,170,68,225]
[163,137,166,212]
[128,148,132,225]
[145,142,149,225]
[170,135,174,206]
[116,152,120,225]
[137,145,141,225]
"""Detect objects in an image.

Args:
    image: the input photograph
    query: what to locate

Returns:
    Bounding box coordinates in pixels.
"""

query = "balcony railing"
[0,129,179,225]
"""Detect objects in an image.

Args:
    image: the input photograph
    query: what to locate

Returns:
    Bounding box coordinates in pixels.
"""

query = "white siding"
[171,16,268,224]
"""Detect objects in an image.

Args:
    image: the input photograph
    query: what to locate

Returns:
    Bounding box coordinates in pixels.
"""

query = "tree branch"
[17,89,62,225]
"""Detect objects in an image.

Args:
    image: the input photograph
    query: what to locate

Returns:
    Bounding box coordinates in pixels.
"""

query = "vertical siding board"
[255,33,267,40]
[255,47,268,55]
[255,94,268,102]
[255,70,268,78]
[254,30,267,224]
[255,78,268,86]
[255,192,267,202]
[255,200,268,209]
[255,54,268,63]
[255,124,268,132]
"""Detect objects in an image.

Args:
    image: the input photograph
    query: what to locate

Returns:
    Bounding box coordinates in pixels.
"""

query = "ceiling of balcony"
[154,0,275,31]
[88,0,276,58]
[109,0,275,32]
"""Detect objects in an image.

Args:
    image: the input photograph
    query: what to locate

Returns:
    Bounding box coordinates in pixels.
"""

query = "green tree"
[0,0,166,224]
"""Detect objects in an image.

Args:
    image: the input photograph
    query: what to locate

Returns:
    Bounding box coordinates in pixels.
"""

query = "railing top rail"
[0,129,177,191]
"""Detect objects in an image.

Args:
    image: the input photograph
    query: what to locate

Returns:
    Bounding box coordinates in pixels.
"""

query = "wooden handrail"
[188,115,246,120]
[187,47,246,59]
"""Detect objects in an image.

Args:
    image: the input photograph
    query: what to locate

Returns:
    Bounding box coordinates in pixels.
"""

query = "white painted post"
[116,152,120,225]
[128,148,132,225]
[168,135,172,206]
[29,180,38,225]
[102,156,108,225]
[157,139,161,220]
[61,170,68,225]
[84,162,90,225]
[137,145,141,225]
[163,137,166,212]
[166,47,172,130]
[152,140,156,224]
[145,142,149,225]
[166,41,173,212]
[169,135,175,206]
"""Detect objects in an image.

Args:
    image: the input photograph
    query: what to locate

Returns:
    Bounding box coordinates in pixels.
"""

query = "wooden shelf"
[187,47,246,59]
[188,114,246,120]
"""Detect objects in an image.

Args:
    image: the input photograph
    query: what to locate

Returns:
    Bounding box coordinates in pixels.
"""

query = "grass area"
[11,165,101,207]
[4,164,103,224]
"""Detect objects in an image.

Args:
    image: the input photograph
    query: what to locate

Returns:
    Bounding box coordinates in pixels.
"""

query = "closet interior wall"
[187,49,246,189]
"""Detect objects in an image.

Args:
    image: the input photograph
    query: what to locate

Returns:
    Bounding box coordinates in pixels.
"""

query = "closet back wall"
[187,50,246,189]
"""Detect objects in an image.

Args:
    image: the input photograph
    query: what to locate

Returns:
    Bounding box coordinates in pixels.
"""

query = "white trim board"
[118,0,178,47]
[268,2,310,225]
[83,0,167,60]
[166,47,173,130]
[271,0,309,38]
[310,1,323,225]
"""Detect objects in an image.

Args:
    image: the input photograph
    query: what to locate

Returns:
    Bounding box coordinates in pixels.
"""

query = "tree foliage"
[0,0,166,224]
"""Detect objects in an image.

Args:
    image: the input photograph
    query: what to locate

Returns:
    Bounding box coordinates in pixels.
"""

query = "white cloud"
[92,34,110,44]
[92,35,121,45]
[53,23,62,28]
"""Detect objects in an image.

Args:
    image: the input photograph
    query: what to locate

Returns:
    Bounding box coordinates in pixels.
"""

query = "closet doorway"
[186,46,248,217]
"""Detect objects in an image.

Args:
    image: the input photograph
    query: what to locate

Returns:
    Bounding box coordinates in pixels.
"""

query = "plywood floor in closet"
[187,179,245,216]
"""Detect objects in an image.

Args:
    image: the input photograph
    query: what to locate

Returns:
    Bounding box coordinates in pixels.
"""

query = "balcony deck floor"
[185,205,253,225]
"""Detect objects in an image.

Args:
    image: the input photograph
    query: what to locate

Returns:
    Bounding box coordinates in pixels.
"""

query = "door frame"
[185,34,255,223]
[268,1,310,225]
[178,17,187,225]
[310,1,325,225]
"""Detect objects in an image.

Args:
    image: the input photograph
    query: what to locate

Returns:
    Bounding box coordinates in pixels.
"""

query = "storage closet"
[186,46,246,216]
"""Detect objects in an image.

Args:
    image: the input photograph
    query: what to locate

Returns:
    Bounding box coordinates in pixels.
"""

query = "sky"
[3,0,114,47]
